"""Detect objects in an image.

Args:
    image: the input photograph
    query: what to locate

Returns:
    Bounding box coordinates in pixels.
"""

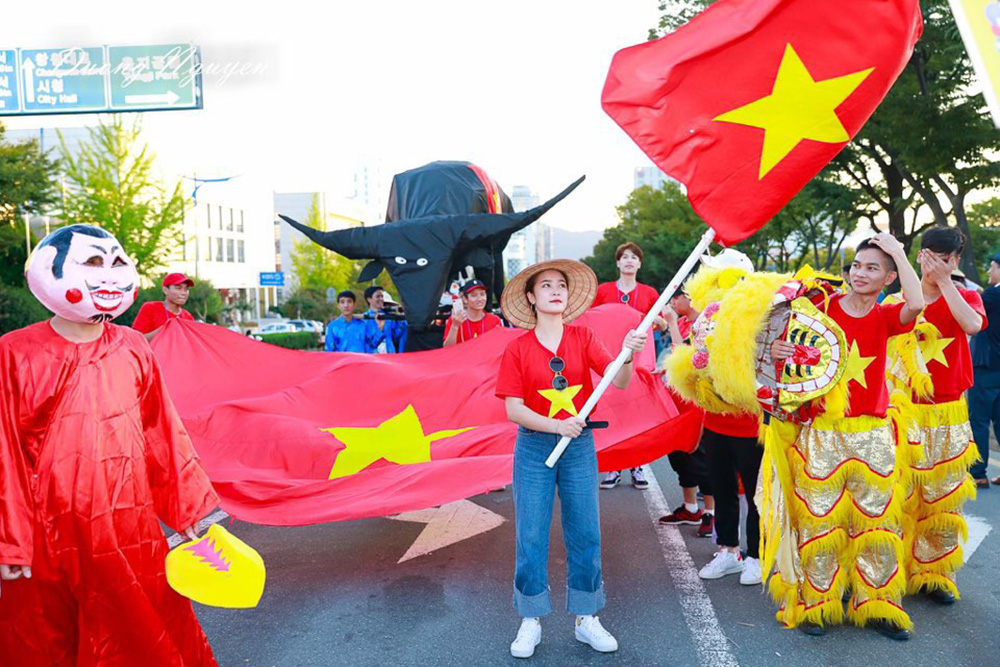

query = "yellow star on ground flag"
[714,44,874,179]
[537,384,583,418]
[843,341,876,389]
[919,333,953,367]
[323,405,474,479]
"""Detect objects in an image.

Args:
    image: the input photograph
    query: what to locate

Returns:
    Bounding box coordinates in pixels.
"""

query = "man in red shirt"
[771,234,923,640]
[443,279,503,346]
[594,242,666,490]
[132,273,195,340]
[894,228,985,605]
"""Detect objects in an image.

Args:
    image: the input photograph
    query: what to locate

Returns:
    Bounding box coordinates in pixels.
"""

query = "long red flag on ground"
[151,305,701,525]
[601,0,923,245]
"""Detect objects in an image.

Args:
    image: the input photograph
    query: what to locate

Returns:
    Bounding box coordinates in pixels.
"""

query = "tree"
[280,288,339,322]
[59,115,187,278]
[583,182,705,287]
[0,122,62,288]
[290,195,355,293]
[0,284,49,335]
[0,122,60,219]
[968,198,1000,271]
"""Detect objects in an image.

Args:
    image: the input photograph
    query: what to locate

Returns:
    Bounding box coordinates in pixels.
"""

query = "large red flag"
[151,305,700,525]
[602,0,922,245]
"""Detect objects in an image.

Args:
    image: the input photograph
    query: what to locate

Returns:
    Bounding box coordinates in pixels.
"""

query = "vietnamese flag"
[150,306,701,525]
[602,0,922,245]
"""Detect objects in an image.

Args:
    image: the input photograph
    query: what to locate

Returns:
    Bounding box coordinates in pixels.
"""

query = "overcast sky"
[1,0,666,231]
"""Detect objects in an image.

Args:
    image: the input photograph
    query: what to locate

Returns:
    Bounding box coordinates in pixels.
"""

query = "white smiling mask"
[25,224,139,323]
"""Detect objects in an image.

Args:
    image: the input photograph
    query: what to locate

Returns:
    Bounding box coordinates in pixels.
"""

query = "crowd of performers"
[0,221,990,664]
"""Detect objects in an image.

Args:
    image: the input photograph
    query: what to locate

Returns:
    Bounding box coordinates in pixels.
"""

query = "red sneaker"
[658,506,703,525]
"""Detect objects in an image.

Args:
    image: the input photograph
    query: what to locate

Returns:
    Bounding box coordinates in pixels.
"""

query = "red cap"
[163,272,195,287]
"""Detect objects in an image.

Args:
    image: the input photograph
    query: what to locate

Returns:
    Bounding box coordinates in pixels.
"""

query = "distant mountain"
[550,227,604,261]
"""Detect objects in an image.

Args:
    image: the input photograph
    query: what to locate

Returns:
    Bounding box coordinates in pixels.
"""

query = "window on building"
[217,237,224,262]
[227,208,234,232]
[206,203,212,229]
[218,205,223,230]
[237,210,244,233]
[227,239,235,263]
[207,236,213,261]
[238,240,245,263]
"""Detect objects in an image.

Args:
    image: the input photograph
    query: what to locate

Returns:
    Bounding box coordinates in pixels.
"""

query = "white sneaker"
[574,615,619,653]
[698,550,744,580]
[740,556,762,585]
[510,618,541,659]
[599,471,621,490]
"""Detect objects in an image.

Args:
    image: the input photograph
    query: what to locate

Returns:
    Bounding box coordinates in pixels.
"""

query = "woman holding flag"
[495,259,645,659]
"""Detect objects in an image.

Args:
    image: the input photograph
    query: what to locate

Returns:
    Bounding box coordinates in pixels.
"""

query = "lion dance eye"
[416,258,428,266]
[394,257,408,265]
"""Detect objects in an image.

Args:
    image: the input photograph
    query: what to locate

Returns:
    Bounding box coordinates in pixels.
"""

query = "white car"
[257,322,297,335]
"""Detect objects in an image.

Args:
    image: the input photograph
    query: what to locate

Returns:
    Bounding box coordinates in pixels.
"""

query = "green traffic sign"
[108,45,200,111]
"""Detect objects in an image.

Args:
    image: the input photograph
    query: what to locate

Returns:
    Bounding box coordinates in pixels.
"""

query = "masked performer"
[496,260,645,659]
[888,228,984,605]
[0,224,220,666]
[765,234,923,640]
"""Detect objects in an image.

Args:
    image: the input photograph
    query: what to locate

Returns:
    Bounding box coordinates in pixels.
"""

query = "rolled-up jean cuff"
[514,585,553,617]
[567,584,605,616]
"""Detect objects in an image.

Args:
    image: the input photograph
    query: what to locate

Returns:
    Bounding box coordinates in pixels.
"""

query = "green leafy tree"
[0,123,61,288]
[583,182,705,288]
[0,284,49,335]
[0,123,60,220]
[59,115,187,278]
[290,195,355,293]
[280,288,339,322]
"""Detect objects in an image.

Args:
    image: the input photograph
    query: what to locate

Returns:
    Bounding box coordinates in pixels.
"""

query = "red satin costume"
[0,321,219,666]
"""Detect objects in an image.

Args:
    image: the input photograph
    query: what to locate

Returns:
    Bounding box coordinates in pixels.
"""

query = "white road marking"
[639,465,741,667]
[166,509,231,548]
[389,499,506,563]
[963,514,992,564]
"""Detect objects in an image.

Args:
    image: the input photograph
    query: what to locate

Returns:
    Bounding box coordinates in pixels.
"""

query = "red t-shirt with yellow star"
[495,324,614,419]
[917,289,987,404]
[825,295,915,418]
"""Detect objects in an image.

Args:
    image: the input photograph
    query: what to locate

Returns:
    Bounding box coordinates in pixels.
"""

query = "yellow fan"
[166,524,265,608]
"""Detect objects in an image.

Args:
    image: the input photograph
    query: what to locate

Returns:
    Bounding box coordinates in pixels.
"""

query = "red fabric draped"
[151,304,700,525]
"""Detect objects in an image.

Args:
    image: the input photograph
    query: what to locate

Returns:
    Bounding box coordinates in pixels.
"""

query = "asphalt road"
[193,456,1000,667]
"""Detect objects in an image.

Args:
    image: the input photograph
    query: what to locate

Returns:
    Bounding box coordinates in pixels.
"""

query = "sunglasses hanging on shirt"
[549,356,568,391]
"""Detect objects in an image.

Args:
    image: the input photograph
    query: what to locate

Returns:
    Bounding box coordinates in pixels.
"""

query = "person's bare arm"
[870,233,923,324]
[920,251,983,335]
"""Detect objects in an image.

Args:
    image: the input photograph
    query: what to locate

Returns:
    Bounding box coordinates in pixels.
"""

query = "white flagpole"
[545,227,717,468]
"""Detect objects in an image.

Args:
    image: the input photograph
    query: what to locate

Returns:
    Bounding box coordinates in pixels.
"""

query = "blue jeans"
[512,426,605,617]
[969,368,1000,479]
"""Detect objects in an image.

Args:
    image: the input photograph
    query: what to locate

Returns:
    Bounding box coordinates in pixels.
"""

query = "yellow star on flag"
[322,405,474,479]
[843,341,876,389]
[714,44,874,179]
[919,334,953,367]
[537,384,583,418]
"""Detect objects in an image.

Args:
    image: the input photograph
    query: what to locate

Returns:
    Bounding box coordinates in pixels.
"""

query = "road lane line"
[639,464,741,667]
[166,509,230,548]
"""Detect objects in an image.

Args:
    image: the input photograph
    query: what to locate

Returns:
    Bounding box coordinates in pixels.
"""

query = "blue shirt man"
[325,290,383,353]
[364,285,407,354]
[970,254,1000,484]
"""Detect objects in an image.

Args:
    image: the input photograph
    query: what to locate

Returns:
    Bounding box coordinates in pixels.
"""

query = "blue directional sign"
[108,45,200,111]
[0,50,20,114]
[0,44,202,116]
[19,47,108,114]
[259,272,285,287]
